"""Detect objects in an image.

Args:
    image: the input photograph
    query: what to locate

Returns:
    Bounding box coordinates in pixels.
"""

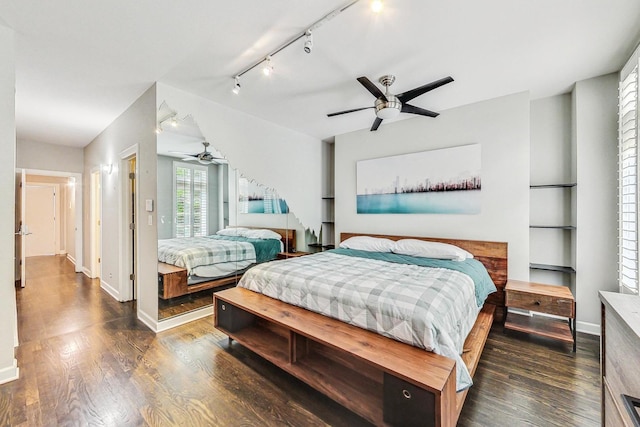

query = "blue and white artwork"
[238,177,288,214]
[356,144,481,214]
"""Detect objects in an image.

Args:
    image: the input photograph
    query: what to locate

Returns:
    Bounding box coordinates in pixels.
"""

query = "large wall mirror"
[156,111,308,321]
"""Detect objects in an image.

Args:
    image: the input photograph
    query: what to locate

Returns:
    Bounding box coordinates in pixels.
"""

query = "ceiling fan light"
[170,117,178,127]
[371,0,383,13]
[376,107,400,120]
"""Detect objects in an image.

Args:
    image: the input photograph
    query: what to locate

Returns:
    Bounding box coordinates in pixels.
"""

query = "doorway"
[90,170,102,279]
[25,184,57,257]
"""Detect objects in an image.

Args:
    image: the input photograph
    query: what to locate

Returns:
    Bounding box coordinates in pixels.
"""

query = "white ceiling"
[1,0,640,148]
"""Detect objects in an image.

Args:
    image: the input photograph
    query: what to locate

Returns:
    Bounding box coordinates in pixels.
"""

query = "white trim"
[100,279,120,301]
[137,309,159,332]
[118,144,139,302]
[576,321,600,336]
[82,266,92,277]
[0,359,19,385]
[156,306,213,332]
[67,254,76,265]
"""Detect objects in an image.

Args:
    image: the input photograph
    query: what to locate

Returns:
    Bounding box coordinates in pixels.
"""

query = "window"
[619,45,640,295]
[174,162,207,238]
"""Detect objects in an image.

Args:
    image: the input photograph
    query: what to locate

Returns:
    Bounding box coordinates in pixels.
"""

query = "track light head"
[263,56,273,76]
[232,76,241,95]
[303,30,313,54]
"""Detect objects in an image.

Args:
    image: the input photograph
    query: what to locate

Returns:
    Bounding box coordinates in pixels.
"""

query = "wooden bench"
[215,287,495,426]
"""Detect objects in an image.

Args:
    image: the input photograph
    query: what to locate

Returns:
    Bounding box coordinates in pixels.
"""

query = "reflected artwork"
[238,177,289,214]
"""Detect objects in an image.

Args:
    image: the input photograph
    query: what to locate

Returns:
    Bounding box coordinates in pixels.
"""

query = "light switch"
[145,199,154,212]
[148,215,153,226]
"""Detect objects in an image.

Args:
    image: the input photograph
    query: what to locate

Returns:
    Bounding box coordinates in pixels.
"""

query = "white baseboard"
[155,306,213,333]
[66,254,76,265]
[100,279,120,301]
[137,309,159,333]
[82,266,92,277]
[576,321,600,336]
[0,359,19,385]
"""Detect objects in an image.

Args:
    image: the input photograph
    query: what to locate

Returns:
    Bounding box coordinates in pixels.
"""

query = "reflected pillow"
[392,239,473,261]
[339,236,396,252]
[244,229,282,240]
[216,227,249,237]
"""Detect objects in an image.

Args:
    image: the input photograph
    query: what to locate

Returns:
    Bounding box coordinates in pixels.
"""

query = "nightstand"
[504,279,576,352]
[277,251,310,259]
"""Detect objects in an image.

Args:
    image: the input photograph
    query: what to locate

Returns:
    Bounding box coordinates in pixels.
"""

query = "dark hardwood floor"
[1,255,600,426]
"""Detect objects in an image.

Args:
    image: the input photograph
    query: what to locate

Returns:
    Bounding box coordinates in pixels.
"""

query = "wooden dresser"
[600,291,640,427]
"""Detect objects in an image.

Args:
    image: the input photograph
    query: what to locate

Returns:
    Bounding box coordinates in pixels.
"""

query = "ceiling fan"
[170,141,224,165]
[327,74,454,131]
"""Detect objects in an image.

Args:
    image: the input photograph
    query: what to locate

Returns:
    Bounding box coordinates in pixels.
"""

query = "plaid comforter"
[158,236,256,275]
[239,251,482,391]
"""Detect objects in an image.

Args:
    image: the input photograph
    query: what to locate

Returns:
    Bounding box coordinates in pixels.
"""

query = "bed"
[157,227,295,299]
[214,233,507,426]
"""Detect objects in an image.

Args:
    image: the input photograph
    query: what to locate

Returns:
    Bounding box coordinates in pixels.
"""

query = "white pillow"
[392,239,473,261]
[216,227,249,237]
[244,229,283,240]
[339,236,396,252]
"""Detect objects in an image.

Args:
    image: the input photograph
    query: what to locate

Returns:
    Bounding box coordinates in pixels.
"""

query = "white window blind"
[174,163,207,238]
[619,48,640,295]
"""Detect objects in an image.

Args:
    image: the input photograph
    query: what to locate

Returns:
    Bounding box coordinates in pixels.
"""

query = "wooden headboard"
[340,233,508,314]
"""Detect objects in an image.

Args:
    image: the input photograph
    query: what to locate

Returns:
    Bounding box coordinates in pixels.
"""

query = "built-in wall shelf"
[530,225,576,230]
[530,183,577,189]
[530,263,576,274]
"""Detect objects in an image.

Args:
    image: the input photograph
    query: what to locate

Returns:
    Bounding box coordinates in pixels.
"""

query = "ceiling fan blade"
[181,157,197,161]
[396,76,454,103]
[371,117,383,131]
[169,150,191,155]
[401,104,439,117]
[357,77,387,101]
[327,106,373,117]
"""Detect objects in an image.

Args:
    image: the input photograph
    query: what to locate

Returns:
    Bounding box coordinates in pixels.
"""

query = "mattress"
[239,249,496,391]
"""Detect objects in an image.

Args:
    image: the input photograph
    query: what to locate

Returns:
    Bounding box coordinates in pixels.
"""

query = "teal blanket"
[329,248,497,307]
[207,235,281,263]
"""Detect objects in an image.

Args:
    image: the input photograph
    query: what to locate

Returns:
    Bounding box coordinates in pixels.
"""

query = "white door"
[25,185,56,257]
[14,170,26,287]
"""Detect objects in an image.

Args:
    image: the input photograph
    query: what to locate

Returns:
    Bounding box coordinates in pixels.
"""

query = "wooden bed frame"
[158,227,296,300]
[214,233,507,426]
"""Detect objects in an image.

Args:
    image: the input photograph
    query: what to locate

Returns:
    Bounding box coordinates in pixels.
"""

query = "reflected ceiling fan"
[327,74,454,131]
[170,141,224,165]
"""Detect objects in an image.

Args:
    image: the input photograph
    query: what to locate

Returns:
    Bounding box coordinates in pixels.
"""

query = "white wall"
[573,73,618,331]
[335,92,531,280]
[83,84,158,327]
[17,139,84,173]
[156,83,322,237]
[0,24,19,384]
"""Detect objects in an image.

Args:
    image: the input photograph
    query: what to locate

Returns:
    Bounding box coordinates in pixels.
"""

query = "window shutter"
[173,163,208,238]
[192,169,208,237]
[619,57,639,295]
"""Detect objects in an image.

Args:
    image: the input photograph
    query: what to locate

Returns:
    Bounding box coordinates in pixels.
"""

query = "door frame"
[21,168,83,272]
[119,144,139,302]
[90,168,102,279]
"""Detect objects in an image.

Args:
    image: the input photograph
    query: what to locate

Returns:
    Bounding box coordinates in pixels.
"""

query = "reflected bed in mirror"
[156,108,307,321]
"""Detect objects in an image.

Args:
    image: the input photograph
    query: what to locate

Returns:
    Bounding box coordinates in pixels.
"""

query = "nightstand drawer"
[506,290,574,317]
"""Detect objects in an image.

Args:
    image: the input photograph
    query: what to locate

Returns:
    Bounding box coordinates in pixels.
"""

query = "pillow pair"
[216,227,282,241]
[339,235,473,261]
